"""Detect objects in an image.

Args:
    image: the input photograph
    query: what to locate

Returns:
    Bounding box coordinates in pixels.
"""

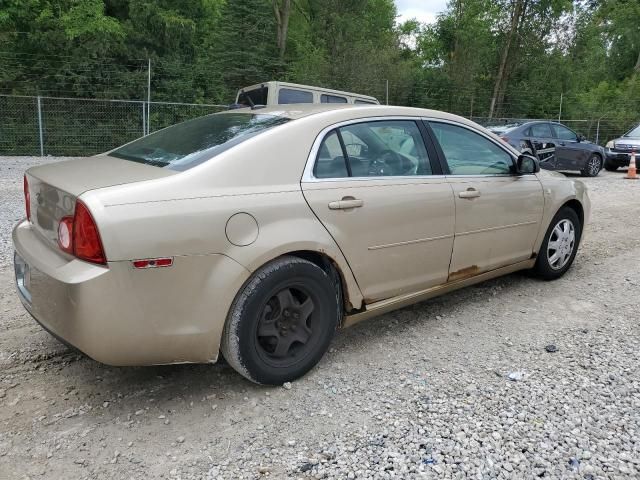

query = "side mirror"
[578,134,586,142]
[516,154,540,174]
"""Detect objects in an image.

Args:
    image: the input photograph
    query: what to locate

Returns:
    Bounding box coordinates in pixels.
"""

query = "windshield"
[110,113,289,171]
[623,124,640,138]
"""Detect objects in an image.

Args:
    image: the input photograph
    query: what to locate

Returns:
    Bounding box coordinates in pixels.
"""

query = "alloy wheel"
[547,219,576,270]
[588,156,600,176]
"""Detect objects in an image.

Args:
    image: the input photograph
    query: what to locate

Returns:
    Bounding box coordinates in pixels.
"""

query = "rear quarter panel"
[81,114,369,310]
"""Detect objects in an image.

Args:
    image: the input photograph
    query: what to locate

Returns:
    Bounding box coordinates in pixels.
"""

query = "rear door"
[528,122,557,169]
[427,120,544,278]
[551,123,582,170]
[302,118,455,303]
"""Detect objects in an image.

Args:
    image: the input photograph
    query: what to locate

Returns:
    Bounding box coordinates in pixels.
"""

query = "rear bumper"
[12,220,250,366]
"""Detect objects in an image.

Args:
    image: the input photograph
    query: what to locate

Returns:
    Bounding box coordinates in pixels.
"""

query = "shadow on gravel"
[20,270,538,416]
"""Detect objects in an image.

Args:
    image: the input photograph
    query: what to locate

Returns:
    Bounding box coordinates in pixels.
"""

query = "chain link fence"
[0,93,635,156]
[0,94,226,156]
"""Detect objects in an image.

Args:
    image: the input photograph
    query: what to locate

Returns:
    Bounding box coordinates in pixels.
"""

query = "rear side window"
[237,87,268,107]
[278,88,313,104]
[314,131,349,179]
[314,120,432,178]
[321,94,347,104]
[530,123,553,138]
[110,113,289,171]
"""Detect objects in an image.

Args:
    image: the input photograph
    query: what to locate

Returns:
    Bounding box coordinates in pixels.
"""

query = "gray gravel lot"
[1,156,639,479]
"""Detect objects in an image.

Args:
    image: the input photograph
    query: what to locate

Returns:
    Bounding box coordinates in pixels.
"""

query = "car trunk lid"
[25,155,176,248]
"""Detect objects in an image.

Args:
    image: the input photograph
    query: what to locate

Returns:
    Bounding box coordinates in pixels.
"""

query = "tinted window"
[429,122,513,175]
[624,124,640,137]
[110,113,289,171]
[355,99,377,105]
[237,87,268,106]
[278,88,313,104]
[321,94,347,104]
[552,124,577,141]
[335,120,431,177]
[530,123,553,138]
[314,131,348,179]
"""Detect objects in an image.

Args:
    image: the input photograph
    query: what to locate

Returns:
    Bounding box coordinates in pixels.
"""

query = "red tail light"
[56,201,106,265]
[24,175,31,221]
[73,201,106,264]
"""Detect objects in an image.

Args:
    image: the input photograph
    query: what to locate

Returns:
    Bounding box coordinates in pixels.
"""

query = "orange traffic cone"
[625,149,638,180]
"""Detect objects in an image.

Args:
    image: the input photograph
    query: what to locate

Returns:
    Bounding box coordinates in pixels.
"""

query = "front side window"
[314,120,432,179]
[278,88,314,104]
[110,113,289,171]
[530,123,553,138]
[429,122,514,175]
[321,94,347,104]
[552,124,578,141]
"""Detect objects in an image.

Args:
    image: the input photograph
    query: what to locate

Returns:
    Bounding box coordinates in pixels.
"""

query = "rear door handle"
[328,198,364,210]
[458,188,481,199]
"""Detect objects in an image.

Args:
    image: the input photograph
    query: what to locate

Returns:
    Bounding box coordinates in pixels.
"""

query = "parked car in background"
[494,121,605,177]
[235,81,379,107]
[485,122,522,135]
[14,104,590,385]
[604,123,640,171]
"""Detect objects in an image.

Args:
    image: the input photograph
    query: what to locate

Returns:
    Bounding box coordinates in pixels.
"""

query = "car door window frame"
[423,119,518,176]
[302,116,444,182]
[551,123,578,142]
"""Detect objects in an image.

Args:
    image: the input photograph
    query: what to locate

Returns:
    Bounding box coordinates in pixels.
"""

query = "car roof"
[221,103,477,124]
[239,81,379,102]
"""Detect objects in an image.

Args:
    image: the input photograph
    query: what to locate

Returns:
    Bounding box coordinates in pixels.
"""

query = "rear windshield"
[110,113,289,171]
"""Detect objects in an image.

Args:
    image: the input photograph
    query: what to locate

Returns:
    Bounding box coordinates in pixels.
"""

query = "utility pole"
[385,79,389,105]
[147,58,151,135]
[558,93,563,122]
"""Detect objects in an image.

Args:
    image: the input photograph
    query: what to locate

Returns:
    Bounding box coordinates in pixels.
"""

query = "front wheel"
[604,159,618,172]
[581,154,602,177]
[220,256,339,385]
[532,207,582,280]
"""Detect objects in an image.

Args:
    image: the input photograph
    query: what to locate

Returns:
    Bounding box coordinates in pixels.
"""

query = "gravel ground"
[1,156,639,480]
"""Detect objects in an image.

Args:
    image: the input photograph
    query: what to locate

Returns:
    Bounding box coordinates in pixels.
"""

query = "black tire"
[581,153,602,177]
[532,207,582,280]
[604,159,618,172]
[220,256,339,385]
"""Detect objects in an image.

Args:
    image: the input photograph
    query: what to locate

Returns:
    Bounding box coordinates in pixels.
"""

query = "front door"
[427,121,544,279]
[302,119,455,302]
[551,123,582,170]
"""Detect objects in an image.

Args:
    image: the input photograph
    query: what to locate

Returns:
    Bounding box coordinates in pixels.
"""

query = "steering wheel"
[368,149,401,176]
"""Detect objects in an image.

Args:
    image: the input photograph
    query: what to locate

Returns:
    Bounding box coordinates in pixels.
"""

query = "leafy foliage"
[0,0,638,142]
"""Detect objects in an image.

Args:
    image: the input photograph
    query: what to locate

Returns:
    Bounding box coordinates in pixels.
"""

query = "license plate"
[14,252,32,303]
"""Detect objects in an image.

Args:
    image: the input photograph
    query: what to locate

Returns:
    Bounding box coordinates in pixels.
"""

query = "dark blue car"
[487,121,605,177]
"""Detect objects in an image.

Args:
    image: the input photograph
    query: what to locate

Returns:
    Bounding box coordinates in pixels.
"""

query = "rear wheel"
[532,207,582,280]
[220,256,339,385]
[581,154,602,177]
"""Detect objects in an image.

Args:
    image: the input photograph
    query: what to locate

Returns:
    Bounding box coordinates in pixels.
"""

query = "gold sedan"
[13,105,590,384]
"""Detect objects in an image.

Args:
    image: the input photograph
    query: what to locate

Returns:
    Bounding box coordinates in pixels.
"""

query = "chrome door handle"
[458,188,481,199]
[328,198,364,210]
